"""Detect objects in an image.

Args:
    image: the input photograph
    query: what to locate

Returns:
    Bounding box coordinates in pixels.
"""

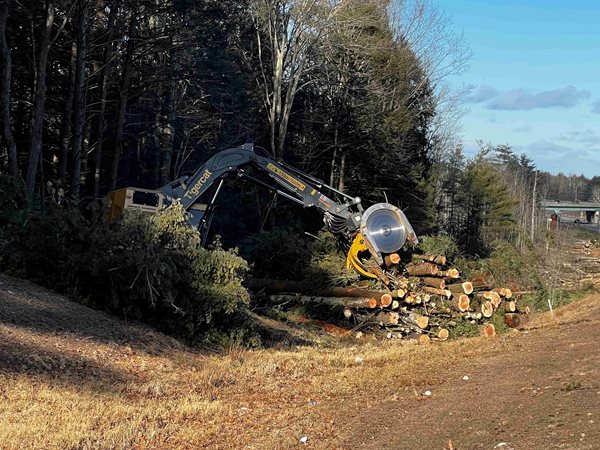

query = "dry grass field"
[1,273,599,449]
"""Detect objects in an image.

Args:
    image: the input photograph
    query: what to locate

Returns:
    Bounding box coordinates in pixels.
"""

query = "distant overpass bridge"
[542,201,600,212]
[543,201,600,223]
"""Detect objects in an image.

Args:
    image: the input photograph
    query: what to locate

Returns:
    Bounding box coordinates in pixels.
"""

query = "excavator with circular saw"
[107,143,418,280]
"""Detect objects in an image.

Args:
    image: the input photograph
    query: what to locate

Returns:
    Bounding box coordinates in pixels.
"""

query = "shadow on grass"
[0,325,133,394]
[0,273,184,356]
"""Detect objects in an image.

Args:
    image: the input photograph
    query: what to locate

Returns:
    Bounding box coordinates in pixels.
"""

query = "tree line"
[540,172,600,203]
[4,0,557,257]
[0,0,469,216]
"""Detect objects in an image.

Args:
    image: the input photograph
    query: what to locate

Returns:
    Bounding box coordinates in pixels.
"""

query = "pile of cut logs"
[248,253,530,341]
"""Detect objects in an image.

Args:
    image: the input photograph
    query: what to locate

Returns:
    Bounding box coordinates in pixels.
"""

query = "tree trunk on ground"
[432,328,449,340]
[379,293,392,308]
[406,262,439,276]
[440,268,460,279]
[446,281,473,295]
[481,323,496,337]
[0,1,18,178]
[451,294,470,312]
[267,294,378,309]
[402,312,429,329]
[376,311,400,326]
[245,277,390,299]
[384,253,401,267]
[25,0,54,200]
[422,277,445,289]
[412,254,447,265]
[422,286,451,298]
[480,301,493,318]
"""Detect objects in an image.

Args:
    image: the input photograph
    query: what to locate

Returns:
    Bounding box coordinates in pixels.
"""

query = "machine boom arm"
[159,144,363,239]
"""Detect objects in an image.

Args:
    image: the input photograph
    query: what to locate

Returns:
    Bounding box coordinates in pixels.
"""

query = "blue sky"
[441,0,600,176]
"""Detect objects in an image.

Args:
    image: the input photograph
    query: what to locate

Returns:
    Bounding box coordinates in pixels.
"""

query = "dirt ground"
[343,299,600,450]
[1,273,600,449]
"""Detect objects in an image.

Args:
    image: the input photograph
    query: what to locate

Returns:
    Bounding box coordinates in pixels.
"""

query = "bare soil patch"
[344,295,600,449]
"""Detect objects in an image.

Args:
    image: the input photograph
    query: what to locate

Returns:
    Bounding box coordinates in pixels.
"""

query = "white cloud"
[467,84,498,103]
[524,140,600,176]
[557,129,600,147]
[488,86,590,110]
[467,84,590,110]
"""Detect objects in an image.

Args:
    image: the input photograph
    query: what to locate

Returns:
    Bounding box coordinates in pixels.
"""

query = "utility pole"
[531,170,538,241]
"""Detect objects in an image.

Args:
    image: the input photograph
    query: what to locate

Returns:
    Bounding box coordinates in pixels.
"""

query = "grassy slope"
[0,273,595,449]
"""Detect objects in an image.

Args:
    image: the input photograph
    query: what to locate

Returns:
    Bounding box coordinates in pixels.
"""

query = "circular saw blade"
[360,203,415,264]
[363,207,407,254]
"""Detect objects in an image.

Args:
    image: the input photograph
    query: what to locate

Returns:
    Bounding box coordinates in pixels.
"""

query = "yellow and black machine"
[108,143,418,279]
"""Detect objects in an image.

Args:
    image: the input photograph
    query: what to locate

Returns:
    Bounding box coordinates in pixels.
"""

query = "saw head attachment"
[346,203,418,278]
[361,202,418,264]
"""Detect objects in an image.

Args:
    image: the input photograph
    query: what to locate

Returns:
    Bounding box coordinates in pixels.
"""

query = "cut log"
[376,312,400,326]
[379,293,393,308]
[405,333,431,344]
[384,253,401,267]
[368,297,378,309]
[451,294,470,312]
[503,300,517,313]
[447,282,474,295]
[492,288,506,297]
[406,262,440,276]
[489,296,502,310]
[391,288,406,299]
[343,307,353,319]
[477,291,501,308]
[267,294,379,310]
[481,301,494,318]
[440,268,460,279]
[504,313,520,328]
[422,287,452,298]
[247,278,390,299]
[481,323,496,338]
[405,294,418,305]
[371,267,390,285]
[411,254,447,265]
[391,300,400,310]
[422,277,446,289]
[434,328,449,341]
[403,312,429,329]
[491,287,513,299]
[470,272,495,290]
[395,278,409,289]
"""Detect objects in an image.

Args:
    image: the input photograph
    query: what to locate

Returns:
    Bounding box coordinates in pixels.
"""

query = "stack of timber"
[248,252,530,341]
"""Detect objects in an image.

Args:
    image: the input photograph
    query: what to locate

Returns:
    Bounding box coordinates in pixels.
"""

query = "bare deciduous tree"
[252,0,334,158]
